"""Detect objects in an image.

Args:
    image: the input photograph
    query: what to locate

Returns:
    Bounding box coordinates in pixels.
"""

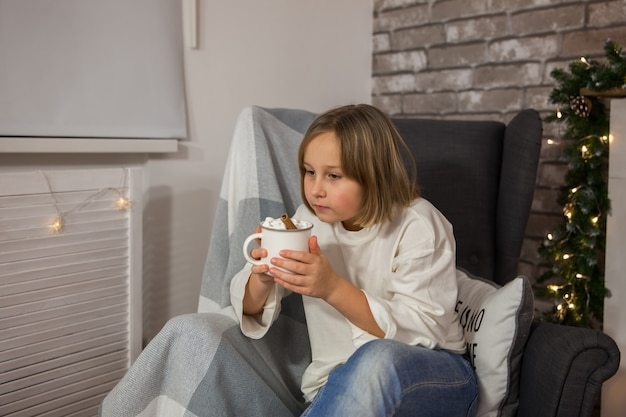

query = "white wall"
[142,0,372,340]
[603,99,626,417]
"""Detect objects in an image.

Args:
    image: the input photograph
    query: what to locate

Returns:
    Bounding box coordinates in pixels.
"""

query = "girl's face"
[302,131,364,231]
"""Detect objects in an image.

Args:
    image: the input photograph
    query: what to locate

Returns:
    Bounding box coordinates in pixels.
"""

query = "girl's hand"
[247,226,273,282]
[269,236,341,301]
[249,246,273,282]
[242,226,274,316]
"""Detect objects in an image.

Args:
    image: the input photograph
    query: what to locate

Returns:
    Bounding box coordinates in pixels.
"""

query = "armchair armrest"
[516,321,620,417]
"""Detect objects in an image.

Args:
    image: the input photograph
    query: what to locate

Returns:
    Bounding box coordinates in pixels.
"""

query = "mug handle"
[242,232,263,265]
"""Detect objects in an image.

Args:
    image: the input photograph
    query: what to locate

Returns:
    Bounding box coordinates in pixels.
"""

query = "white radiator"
[0,167,142,417]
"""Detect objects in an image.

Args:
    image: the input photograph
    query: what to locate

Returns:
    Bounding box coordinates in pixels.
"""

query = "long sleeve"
[360,221,463,351]
[321,199,465,352]
[230,265,286,339]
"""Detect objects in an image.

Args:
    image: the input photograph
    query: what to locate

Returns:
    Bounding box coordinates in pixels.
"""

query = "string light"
[581,145,590,158]
[538,40,621,327]
[50,216,64,233]
[563,204,574,221]
[116,195,131,210]
[42,168,131,233]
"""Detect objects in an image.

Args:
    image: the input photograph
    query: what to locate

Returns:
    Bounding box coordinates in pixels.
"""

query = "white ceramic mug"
[242,220,313,273]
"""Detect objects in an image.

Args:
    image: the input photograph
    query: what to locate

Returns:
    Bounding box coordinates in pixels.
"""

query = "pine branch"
[537,40,621,328]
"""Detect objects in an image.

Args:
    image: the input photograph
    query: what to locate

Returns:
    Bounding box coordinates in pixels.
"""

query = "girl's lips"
[312,204,328,212]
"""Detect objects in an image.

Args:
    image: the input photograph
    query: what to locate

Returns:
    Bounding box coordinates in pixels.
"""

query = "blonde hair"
[298,104,419,228]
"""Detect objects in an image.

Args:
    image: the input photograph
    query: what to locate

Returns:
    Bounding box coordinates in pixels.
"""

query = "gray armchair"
[189,105,620,417]
[394,109,620,417]
[100,106,619,417]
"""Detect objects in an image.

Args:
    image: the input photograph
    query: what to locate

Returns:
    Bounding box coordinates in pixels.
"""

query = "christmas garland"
[538,39,626,328]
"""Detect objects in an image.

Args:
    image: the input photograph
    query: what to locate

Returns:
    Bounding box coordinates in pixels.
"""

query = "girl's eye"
[328,173,342,180]
[305,169,315,176]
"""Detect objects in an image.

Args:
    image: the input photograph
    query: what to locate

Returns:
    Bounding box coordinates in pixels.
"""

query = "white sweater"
[230,198,466,402]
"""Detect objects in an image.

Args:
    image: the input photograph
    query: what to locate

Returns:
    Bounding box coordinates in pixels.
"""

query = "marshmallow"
[262,216,309,230]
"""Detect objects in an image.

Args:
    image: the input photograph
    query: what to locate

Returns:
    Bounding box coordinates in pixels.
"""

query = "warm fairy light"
[116,196,131,210]
[547,139,556,145]
[547,233,553,240]
[564,204,573,221]
[50,216,64,233]
[547,284,561,292]
[581,145,589,158]
[41,168,130,234]
[540,40,622,326]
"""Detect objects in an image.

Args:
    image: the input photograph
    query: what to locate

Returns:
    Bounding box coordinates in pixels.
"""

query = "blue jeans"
[300,339,478,417]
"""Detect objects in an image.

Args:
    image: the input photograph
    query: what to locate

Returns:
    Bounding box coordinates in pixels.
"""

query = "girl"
[230,104,478,417]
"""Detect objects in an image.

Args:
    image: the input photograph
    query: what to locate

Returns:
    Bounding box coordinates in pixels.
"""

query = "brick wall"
[372,0,626,290]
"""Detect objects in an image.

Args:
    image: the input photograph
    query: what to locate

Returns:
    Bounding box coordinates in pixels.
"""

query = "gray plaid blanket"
[100,106,317,417]
[198,105,316,313]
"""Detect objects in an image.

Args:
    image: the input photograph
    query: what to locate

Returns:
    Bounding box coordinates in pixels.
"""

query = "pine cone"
[570,95,592,117]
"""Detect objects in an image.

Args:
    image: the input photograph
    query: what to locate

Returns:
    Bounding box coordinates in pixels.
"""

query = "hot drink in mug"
[242,215,313,274]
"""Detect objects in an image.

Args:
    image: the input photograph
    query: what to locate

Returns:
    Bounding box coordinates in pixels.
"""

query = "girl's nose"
[311,179,325,197]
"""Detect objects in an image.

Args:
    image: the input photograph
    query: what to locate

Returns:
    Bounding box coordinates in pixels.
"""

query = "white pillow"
[455,269,534,417]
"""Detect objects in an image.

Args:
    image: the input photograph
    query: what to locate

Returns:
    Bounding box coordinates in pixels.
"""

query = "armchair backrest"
[393,110,542,285]
[198,106,543,312]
